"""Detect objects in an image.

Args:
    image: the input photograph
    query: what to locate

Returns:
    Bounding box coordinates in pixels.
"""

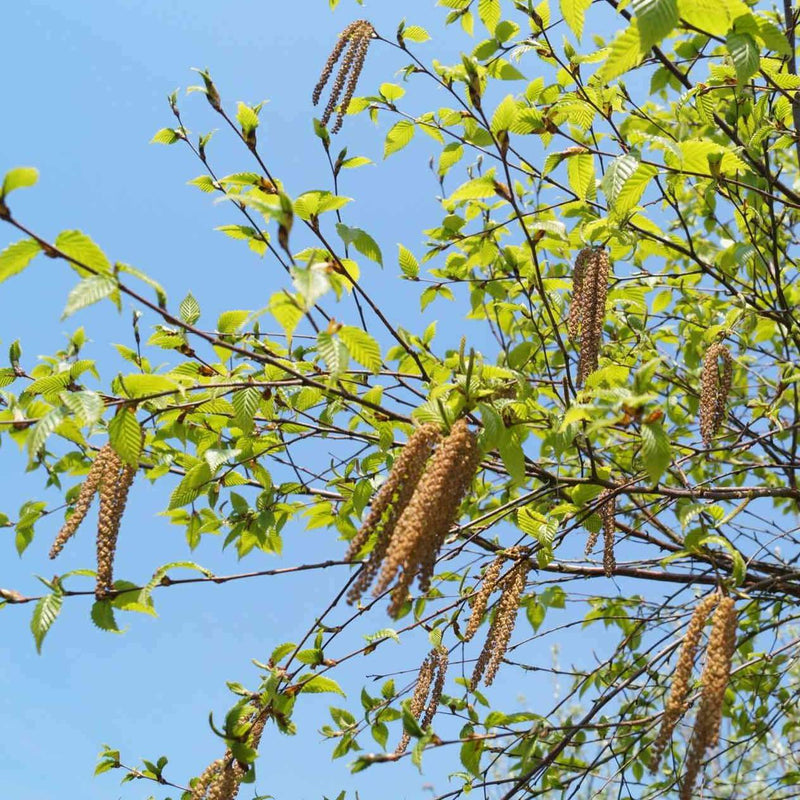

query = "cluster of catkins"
[191,707,268,800]
[699,342,733,446]
[568,247,611,386]
[49,443,136,600]
[395,645,449,755]
[649,593,738,800]
[584,489,616,577]
[465,548,531,688]
[346,419,481,618]
[312,19,374,134]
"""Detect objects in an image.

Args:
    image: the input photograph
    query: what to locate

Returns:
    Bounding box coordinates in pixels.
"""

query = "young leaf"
[0,239,41,284]
[2,167,39,197]
[339,326,381,373]
[31,592,63,653]
[384,120,416,158]
[641,421,672,483]
[726,31,760,84]
[62,275,118,319]
[560,0,593,39]
[109,410,142,466]
[632,0,679,51]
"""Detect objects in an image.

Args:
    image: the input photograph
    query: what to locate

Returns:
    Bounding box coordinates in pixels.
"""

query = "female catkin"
[649,592,719,773]
[346,424,440,605]
[680,596,737,800]
[699,342,733,446]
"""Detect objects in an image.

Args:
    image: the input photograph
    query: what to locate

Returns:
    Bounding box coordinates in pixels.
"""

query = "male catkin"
[395,646,448,755]
[312,20,374,133]
[650,592,719,773]
[680,596,737,800]
[346,424,440,605]
[699,342,733,446]
[464,553,504,641]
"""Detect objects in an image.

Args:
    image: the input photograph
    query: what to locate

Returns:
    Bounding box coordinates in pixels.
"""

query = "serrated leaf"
[232,386,261,434]
[403,25,431,42]
[299,675,346,696]
[62,275,118,319]
[0,239,40,284]
[236,102,260,133]
[2,167,39,196]
[187,175,217,193]
[727,31,760,84]
[478,0,500,32]
[27,408,64,459]
[491,95,518,133]
[641,421,671,483]
[118,374,179,398]
[31,592,62,653]
[397,244,419,278]
[151,127,182,144]
[179,292,201,325]
[293,263,331,308]
[384,120,415,158]
[91,600,122,632]
[601,154,639,206]
[560,0,593,39]
[168,463,212,509]
[632,0,678,51]
[269,292,304,344]
[108,410,142,466]
[566,152,596,200]
[614,163,658,212]
[336,223,383,266]
[339,326,381,373]
[448,175,497,202]
[317,331,349,376]
[597,21,644,83]
[54,230,111,276]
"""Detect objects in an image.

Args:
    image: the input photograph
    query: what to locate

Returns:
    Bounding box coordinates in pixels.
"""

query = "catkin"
[699,342,733,446]
[95,451,136,600]
[649,592,719,773]
[395,646,448,755]
[599,490,616,577]
[312,20,374,133]
[680,596,737,800]
[567,247,611,387]
[49,444,113,559]
[346,424,440,605]
[464,554,505,641]
[471,552,530,688]
[192,708,268,800]
[375,418,481,618]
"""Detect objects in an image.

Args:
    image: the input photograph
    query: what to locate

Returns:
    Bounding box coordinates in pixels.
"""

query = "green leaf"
[478,0,500,33]
[62,275,118,319]
[31,592,62,653]
[597,21,644,83]
[0,239,40,284]
[490,95,518,133]
[108,410,142,466]
[54,230,111,276]
[566,152,596,201]
[179,293,201,325]
[336,223,383,266]
[614,163,658,213]
[448,175,497,202]
[601,154,639,207]
[217,309,250,334]
[632,0,678,51]
[403,25,431,42]
[293,263,331,308]
[384,120,416,158]
[726,31,760,84]
[397,244,419,278]
[91,600,122,632]
[27,408,64,459]
[232,387,261,434]
[150,127,183,144]
[298,675,346,696]
[2,167,39,197]
[317,331,349,376]
[339,326,381,373]
[640,421,672,483]
[236,102,260,133]
[560,0,593,39]
[269,292,303,343]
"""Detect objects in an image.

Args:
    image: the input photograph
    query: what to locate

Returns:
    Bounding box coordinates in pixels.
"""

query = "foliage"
[4,0,800,798]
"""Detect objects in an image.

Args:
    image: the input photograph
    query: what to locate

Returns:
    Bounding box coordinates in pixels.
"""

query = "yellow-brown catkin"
[49,444,113,559]
[346,424,441,605]
[192,707,268,800]
[375,419,480,618]
[313,20,374,133]
[95,451,136,600]
[464,554,505,641]
[649,592,719,773]
[699,342,733,447]
[471,553,530,688]
[599,490,616,577]
[395,646,448,755]
[680,596,737,800]
[568,247,611,387]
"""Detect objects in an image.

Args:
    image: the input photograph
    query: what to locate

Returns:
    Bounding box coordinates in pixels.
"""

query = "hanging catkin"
[312,20,374,133]
[464,553,505,641]
[346,424,440,605]
[567,247,611,386]
[192,707,268,800]
[699,342,733,446]
[49,444,113,559]
[680,596,737,800]
[649,592,719,773]
[471,552,530,688]
[395,646,449,756]
[375,418,481,618]
[599,490,616,577]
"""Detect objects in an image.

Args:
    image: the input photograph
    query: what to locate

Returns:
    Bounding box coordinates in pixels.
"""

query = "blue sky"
[0,2,614,798]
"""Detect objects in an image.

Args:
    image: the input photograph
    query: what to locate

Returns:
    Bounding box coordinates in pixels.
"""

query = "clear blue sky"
[0,2,610,798]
